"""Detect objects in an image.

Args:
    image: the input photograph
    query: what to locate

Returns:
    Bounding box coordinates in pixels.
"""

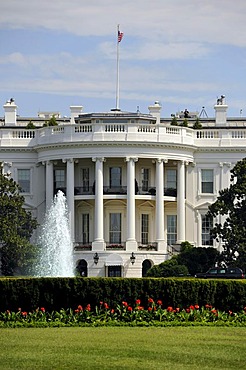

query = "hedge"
[0,277,245,312]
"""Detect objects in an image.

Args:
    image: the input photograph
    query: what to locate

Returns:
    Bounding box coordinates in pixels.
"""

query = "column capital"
[92,157,106,163]
[42,160,53,166]
[152,158,168,164]
[125,157,138,163]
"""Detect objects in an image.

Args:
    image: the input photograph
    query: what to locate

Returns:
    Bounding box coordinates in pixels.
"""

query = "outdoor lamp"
[93,252,99,264]
[130,252,136,265]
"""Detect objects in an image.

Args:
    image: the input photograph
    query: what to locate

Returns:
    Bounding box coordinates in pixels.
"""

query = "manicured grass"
[0,327,245,369]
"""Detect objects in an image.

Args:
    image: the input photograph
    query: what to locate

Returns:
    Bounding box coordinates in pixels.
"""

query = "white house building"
[0,96,245,277]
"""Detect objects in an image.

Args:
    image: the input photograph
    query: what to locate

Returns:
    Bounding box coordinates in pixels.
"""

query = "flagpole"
[116,24,120,111]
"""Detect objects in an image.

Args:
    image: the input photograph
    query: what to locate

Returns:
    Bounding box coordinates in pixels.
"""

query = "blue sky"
[1,0,246,118]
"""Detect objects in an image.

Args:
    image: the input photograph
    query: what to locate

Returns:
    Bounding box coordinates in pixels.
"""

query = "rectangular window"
[167,215,177,246]
[141,168,149,191]
[109,213,121,244]
[201,169,213,193]
[82,168,89,192]
[141,214,149,244]
[166,169,177,189]
[17,169,30,193]
[201,215,213,246]
[110,167,122,188]
[82,213,89,244]
[108,266,121,277]
[54,169,66,190]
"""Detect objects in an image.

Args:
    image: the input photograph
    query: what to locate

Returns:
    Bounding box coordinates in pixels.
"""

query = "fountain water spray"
[35,191,74,277]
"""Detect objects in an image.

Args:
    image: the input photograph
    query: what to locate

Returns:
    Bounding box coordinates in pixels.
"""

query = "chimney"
[148,101,161,124]
[3,98,17,126]
[214,95,228,126]
[70,106,83,124]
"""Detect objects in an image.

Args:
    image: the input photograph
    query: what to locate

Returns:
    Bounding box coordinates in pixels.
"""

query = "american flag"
[118,30,123,43]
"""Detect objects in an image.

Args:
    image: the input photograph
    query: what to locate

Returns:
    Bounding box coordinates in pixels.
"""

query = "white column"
[126,157,138,251]
[177,160,186,243]
[66,158,75,241]
[44,160,53,210]
[92,157,105,250]
[155,158,166,252]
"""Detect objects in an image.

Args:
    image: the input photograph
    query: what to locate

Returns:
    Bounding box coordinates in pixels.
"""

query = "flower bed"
[1,299,246,328]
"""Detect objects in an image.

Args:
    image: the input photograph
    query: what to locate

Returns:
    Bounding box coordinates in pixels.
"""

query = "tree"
[193,117,202,129]
[207,158,246,270]
[0,172,38,275]
[146,241,219,277]
[147,256,189,277]
[170,116,178,126]
[177,242,219,276]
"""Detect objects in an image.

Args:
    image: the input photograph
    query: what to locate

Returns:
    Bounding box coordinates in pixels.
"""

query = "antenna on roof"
[199,106,208,118]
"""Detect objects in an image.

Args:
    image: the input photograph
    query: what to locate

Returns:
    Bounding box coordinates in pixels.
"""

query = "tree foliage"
[146,241,219,277]
[207,158,246,270]
[0,172,38,275]
[147,256,189,277]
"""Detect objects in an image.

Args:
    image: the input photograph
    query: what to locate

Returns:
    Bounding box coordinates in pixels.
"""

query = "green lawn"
[0,327,245,369]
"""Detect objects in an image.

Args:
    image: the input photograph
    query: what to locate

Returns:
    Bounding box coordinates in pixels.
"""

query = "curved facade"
[1,98,246,277]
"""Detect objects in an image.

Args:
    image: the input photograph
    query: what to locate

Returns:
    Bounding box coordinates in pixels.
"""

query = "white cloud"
[1,0,246,47]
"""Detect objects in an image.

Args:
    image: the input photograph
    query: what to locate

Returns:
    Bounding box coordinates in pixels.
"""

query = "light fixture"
[93,252,99,265]
[130,252,136,265]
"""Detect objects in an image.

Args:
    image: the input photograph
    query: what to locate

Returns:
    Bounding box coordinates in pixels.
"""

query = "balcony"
[1,124,246,150]
[55,186,177,197]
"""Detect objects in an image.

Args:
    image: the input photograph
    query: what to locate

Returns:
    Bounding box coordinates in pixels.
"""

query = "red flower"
[100,301,103,306]
[205,304,212,309]
[22,311,27,316]
[229,310,233,315]
[148,298,154,303]
[86,304,91,311]
[176,307,180,312]
[148,307,152,312]
[167,306,173,312]
[157,300,162,306]
[40,307,45,312]
[137,306,144,311]
[194,305,199,310]
[104,303,109,309]
[127,306,133,312]
[186,308,190,313]
[74,309,79,313]
[122,301,128,307]
[189,305,195,310]
[211,309,217,314]
[111,309,115,314]
[135,299,141,305]
[77,305,83,311]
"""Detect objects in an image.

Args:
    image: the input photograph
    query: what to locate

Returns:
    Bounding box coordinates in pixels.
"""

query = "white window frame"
[17,168,31,194]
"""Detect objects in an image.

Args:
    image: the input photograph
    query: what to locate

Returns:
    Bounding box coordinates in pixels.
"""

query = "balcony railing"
[137,187,177,197]
[74,186,95,195]
[55,186,177,197]
[106,243,126,250]
[138,242,157,251]
[74,243,92,251]
[103,186,127,195]
[1,124,246,149]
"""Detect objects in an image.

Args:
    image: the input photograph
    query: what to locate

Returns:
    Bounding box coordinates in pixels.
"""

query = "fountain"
[35,191,74,277]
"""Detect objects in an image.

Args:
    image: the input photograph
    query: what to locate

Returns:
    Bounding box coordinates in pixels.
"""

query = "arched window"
[142,259,152,277]
[77,259,88,277]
